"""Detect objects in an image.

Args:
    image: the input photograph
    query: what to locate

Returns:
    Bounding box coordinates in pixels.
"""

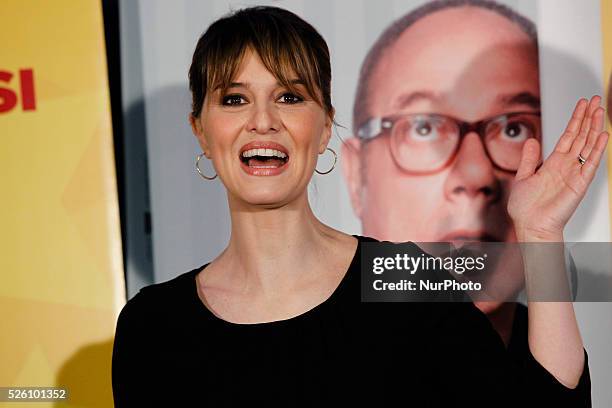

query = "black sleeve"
[426,301,591,407]
[111,292,156,407]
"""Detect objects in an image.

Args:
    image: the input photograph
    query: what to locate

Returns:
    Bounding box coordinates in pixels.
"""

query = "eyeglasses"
[357,111,542,174]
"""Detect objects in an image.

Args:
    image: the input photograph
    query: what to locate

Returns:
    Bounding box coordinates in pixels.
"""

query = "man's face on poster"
[343,7,541,307]
[345,7,540,244]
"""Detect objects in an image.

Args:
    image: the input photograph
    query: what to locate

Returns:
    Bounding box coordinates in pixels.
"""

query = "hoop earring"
[315,147,337,175]
[195,153,217,180]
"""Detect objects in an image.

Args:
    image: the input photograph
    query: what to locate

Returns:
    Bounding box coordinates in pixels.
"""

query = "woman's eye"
[278,93,303,104]
[222,94,247,106]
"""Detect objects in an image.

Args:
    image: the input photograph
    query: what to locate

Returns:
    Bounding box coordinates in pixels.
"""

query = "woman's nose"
[246,102,281,134]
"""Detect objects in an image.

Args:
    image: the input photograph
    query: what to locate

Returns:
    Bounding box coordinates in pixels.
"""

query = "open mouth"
[238,142,290,176]
[240,148,289,168]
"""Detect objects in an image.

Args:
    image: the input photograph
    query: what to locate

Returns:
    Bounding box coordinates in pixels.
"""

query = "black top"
[112,235,590,407]
[508,302,529,363]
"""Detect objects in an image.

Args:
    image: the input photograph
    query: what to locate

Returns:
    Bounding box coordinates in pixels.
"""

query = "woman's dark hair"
[188,6,333,120]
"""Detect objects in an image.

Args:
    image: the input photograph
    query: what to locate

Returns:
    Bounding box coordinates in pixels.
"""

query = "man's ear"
[189,114,211,158]
[341,137,364,218]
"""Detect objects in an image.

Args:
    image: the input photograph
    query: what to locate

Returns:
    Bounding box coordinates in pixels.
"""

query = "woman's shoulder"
[353,235,486,321]
[355,234,378,242]
[355,234,426,249]
[117,263,207,321]
[140,264,204,296]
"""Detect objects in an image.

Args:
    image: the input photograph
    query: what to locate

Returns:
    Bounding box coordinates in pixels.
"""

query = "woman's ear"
[319,108,335,154]
[189,114,211,158]
[341,137,364,218]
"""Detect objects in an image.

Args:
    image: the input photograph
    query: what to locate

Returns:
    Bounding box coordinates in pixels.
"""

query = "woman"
[112,6,607,406]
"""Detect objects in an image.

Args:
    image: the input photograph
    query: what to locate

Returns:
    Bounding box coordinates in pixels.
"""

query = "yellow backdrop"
[0,1,125,406]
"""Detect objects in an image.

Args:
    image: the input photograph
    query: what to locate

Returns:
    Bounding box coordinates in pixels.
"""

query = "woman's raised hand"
[508,96,609,241]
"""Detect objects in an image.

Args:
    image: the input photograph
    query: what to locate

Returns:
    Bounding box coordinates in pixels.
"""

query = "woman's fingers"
[515,138,541,181]
[555,98,588,153]
[578,108,605,159]
[570,96,602,156]
[581,131,609,182]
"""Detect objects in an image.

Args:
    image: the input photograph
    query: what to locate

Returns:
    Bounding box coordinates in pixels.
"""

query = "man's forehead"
[394,6,534,50]
[374,6,536,79]
[390,91,540,112]
[366,9,539,118]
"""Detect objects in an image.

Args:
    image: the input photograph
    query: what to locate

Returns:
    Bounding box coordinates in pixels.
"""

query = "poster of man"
[342,0,544,350]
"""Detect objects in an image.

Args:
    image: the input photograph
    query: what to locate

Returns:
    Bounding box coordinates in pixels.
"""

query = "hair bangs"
[254,33,324,107]
[189,6,333,119]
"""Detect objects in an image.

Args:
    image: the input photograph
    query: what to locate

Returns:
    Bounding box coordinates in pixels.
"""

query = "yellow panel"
[0,1,125,406]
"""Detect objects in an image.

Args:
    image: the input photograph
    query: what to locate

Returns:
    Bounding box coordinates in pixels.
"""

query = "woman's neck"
[214,190,339,296]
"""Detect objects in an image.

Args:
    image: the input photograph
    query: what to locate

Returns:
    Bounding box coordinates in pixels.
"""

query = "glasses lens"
[485,113,541,171]
[391,115,459,172]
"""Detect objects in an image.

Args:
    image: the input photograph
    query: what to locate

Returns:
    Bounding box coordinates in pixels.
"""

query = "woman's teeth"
[241,148,287,159]
[240,148,288,168]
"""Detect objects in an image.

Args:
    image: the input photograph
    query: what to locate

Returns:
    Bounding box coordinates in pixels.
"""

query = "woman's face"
[191,48,332,208]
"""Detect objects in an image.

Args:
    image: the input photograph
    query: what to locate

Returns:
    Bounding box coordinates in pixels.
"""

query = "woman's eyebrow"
[224,79,305,89]
[286,79,306,85]
[227,82,249,89]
